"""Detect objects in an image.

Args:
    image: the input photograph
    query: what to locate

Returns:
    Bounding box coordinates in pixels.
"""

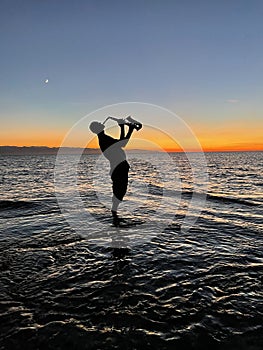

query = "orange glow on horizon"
[1,123,262,152]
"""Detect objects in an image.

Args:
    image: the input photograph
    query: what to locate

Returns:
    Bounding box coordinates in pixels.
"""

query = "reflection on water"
[0,152,262,349]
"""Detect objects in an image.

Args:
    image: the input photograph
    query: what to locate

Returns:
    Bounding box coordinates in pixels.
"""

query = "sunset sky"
[1,0,262,151]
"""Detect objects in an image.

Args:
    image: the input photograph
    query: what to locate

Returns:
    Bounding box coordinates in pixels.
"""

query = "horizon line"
[0,145,262,153]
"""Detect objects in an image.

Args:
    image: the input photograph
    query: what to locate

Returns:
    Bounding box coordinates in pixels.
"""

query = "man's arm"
[119,123,135,147]
[119,124,125,140]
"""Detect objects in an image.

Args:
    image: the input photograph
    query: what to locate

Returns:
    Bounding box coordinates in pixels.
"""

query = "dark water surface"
[0,152,262,349]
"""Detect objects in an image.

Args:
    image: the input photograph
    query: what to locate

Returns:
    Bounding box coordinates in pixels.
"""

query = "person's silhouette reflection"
[89,119,136,225]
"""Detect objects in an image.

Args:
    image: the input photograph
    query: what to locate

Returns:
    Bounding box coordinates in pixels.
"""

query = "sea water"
[0,152,262,349]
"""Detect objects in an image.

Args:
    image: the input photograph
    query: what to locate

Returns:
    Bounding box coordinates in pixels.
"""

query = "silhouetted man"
[89,119,135,224]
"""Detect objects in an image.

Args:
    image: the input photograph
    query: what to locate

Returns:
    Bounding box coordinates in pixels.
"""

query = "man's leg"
[111,195,121,217]
[111,164,129,220]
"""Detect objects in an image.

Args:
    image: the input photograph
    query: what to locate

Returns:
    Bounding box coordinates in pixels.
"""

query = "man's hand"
[117,118,125,125]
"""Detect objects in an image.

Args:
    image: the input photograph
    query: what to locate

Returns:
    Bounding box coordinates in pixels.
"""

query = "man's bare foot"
[111,210,118,218]
[111,210,119,226]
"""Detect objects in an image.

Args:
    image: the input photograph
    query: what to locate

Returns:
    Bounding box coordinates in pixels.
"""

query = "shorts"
[111,161,130,201]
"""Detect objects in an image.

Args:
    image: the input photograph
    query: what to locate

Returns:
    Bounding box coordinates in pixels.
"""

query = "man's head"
[89,121,105,134]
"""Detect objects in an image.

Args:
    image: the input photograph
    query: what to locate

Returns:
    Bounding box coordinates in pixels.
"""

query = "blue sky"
[0,0,262,148]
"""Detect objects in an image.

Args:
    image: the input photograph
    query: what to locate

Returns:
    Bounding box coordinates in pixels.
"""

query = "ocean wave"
[206,193,260,206]
[181,191,260,207]
[0,199,59,219]
[0,200,40,211]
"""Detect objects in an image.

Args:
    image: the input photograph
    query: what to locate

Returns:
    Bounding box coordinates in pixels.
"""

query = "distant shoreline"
[0,146,100,155]
[0,146,262,155]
